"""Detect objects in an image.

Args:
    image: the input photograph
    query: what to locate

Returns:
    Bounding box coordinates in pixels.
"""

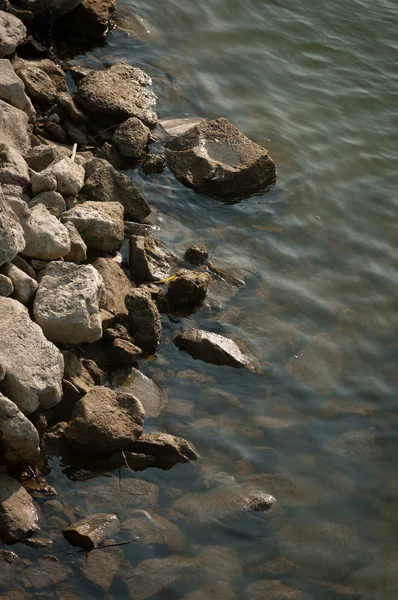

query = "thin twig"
[121,450,149,496]
[90,537,140,551]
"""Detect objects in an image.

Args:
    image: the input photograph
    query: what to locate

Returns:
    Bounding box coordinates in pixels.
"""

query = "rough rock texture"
[247,579,310,600]
[106,338,142,364]
[0,273,13,296]
[20,204,71,260]
[62,201,124,251]
[33,262,104,344]
[0,59,35,119]
[28,191,66,217]
[56,91,88,124]
[184,244,209,265]
[111,117,150,158]
[41,157,85,196]
[30,169,57,194]
[83,157,150,221]
[0,188,25,266]
[0,99,30,154]
[159,117,204,136]
[17,65,57,104]
[142,153,166,174]
[129,432,198,469]
[25,145,63,172]
[0,262,38,304]
[130,235,172,282]
[166,269,210,309]
[165,118,276,200]
[126,289,162,352]
[175,328,262,374]
[0,394,40,466]
[14,0,84,19]
[0,144,30,188]
[92,257,134,320]
[25,59,68,92]
[0,474,39,543]
[0,297,64,414]
[63,221,87,263]
[0,12,26,58]
[123,510,184,553]
[111,367,166,418]
[75,62,157,126]
[63,513,119,549]
[64,386,145,453]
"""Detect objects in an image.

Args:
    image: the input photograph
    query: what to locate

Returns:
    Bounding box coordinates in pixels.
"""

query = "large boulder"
[75,62,157,126]
[0,12,26,58]
[0,297,64,414]
[125,289,162,352]
[0,474,39,543]
[0,99,31,154]
[64,386,145,453]
[83,158,150,221]
[0,59,35,119]
[92,257,134,320]
[111,117,150,158]
[14,0,84,20]
[0,393,40,466]
[0,188,25,267]
[33,262,104,344]
[165,118,276,201]
[19,204,71,260]
[62,201,124,251]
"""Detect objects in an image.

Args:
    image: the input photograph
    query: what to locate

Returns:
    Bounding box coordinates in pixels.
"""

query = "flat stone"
[129,432,198,469]
[0,188,25,267]
[0,12,26,58]
[123,509,184,553]
[0,100,30,155]
[62,201,124,251]
[0,474,39,543]
[0,274,13,296]
[63,513,119,549]
[33,261,104,344]
[0,59,35,119]
[0,393,40,466]
[126,289,162,352]
[92,257,134,320]
[0,262,38,304]
[111,117,150,158]
[110,367,166,418]
[20,204,71,260]
[20,556,67,589]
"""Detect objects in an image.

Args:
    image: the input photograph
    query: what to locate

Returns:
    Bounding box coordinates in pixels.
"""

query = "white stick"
[71,143,77,163]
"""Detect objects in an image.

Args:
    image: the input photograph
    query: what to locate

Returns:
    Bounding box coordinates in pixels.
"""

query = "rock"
[247,579,310,600]
[0,262,38,304]
[166,269,210,309]
[30,169,58,195]
[159,117,204,137]
[0,473,39,543]
[0,297,64,414]
[174,328,263,374]
[20,204,71,260]
[64,119,88,146]
[0,144,29,188]
[125,221,154,237]
[0,11,26,58]
[165,117,276,201]
[23,59,67,93]
[0,274,13,296]
[0,59,35,119]
[75,62,157,126]
[129,235,172,282]
[129,432,198,469]
[83,157,150,221]
[197,545,243,581]
[24,145,63,172]
[81,358,107,385]
[63,222,87,263]
[123,510,184,552]
[64,386,144,453]
[182,582,237,600]
[0,189,25,267]
[17,65,57,104]
[184,244,208,266]
[54,0,116,44]
[126,289,162,352]
[56,92,88,124]
[63,513,119,549]
[286,333,342,395]
[33,261,104,344]
[84,546,123,591]
[28,191,66,217]
[42,120,66,142]
[106,338,142,365]
[0,100,30,154]
[20,555,67,589]
[92,257,134,320]
[0,549,20,590]
[142,153,166,174]
[110,367,166,418]
[111,117,150,158]
[78,475,159,515]
[11,255,36,279]
[62,201,124,251]
[323,427,381,474]
[63,351,95,394]
[41,157,85,196]
[0,393,40,466]
[260,316,301,359]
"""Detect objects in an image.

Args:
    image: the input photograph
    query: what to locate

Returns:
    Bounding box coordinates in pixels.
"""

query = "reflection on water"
[4,0,398,597]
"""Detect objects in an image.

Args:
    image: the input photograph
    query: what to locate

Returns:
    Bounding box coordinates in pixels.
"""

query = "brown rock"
[166,269,210,309]
[129,234,172,283]
[110,367,166,418]
[107,338,142,365]
[84,545,123,591]
[0,474,39,543]
[123,510,184,552]
[63,513,119,549]
[93,257,134,320]
[126,289,162,352]
[21,555,67,589]
[184,244,208,266]
[247,579,310,600]
[129,432,198,469]
[111,117,150,158]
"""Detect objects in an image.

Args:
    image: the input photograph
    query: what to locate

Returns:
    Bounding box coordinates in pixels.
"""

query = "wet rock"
[84,545,123,592]
[182,582,237,600]
[0,393,40,466]
[286,333,342,395]
[55,0,116,43]
[28,191,66,217]
[159,117,204,136]
[64,386,144,453]
[126,289,162,352]
[83,157,150,221]
[108,450,155,470]
[0,189,25,267]
[198,545,243,581]
[0,474,39,543]
[184,244,208,266]
[17,65,57,104]
[0,262,38,304]
[260,316,302,359]
[33,261,104,344]
[142,153,166,174]
[0,549,20,590]
[174,328,263,374]
[129,432,198,469]
[111,117,150,158]
[0,273,13,296]
[63,222,87,263]
[0,100,30,155]
[123,509,184,552]
[106,338,142,365]
[92,257,134,320]
[110,367,166,418]
[0,144,29,188]
[20,204,71,260]
[165,117,276,201]
[166,269,210,309]
[247,579,310,600]
[62,200,124,251]
[0,11,26,58]
[302,580,364,600]
[24,145,63,172]
[130,235,172,282]
[78,475,159,514]
[21,537,53,549]
[0,59,35,119]
[323,427,382,474]
[75,62,157,126]
[21,555,67,589]
[0,297,63,414]
[63,513,119,549]
[56,91,88,124]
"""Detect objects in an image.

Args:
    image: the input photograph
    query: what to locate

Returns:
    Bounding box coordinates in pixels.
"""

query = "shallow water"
[5,0,398,598]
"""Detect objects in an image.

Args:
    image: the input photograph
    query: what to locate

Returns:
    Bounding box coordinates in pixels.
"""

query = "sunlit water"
[5,0,398,598]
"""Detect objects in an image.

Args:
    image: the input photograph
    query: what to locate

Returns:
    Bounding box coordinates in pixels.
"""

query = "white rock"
[33,261,104,344]
[28,191,66,217]
[0,187,25,267]
[0,262,38,304]
[0,11,26,58]
[30,169,58,195]
[0,297,64,414]
[63,221,87,263]
[43,157,85,196]
[0,59,35,119]
[62,201,124,251]
[21,204,71,260]
[0,143,30,187]
[0,99,30,155]
[0,393,40,466]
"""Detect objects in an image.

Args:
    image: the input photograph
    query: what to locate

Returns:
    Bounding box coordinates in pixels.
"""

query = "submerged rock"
[122,509,184,553]
[0,393,40,466]
[110,367,166,418]
[165,117,276,201]
[0,11,26,58]
[84,545,123,592]
[247,579,310,600]
[111,117,150,158]
[128,432,198,469]
[62,201,124,251]
[126,289,162,352]
[0,474,39,543]
[63,513,119,549]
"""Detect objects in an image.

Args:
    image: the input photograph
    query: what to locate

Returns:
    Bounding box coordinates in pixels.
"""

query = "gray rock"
[0,11,26,58]
[30,169,58,195]
[63,221,87,263]
[28,191,66,217]
[247,579,310,600]
[17,65,57,104]
[83,157,150,221]
[92,257,134,320]
[174,328,263,374]
[111,117,150,158]
[122,510,184,552]
[0,262,38,304]
[261,316,301,359]
[63,118,88,146]
[33,261,104,344]
[130,234,172,282]
[0,273,13,296]
[165,117,276,200]
[166,269,210,309]
[111,367,166,418]
[0,59,35,119]
[75,62,157,126]
[64,386,145,453]
[63,513,119,549]
[0,144,29,189]
[0,297,64,414]
[126,289,162,352]
[25,145,63,172]
[0,188,25,267]
[41,156,85,196]
[0,474,39,543]
[182,582,237,600]
[21,204,71,260]
[129,432,198,469]
[22,59,67,92]
[0,99,31,155]
[12,254,37,279]
[0,393,40,466]
[84,545,123,592]
[56,91,88,124]
[62,201,124,251]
